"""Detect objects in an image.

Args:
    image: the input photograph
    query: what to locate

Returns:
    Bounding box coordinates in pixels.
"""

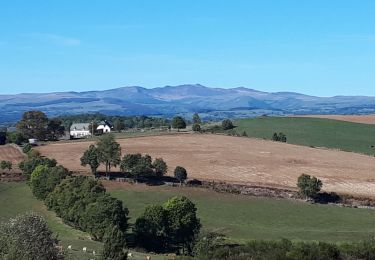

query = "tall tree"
[153,158,168,177]
[174,166,187,184]
[81,144,100,177]
[192,113,201,124]
[17,110,49,140]
[172,116,186,131]
[97,134,121,175]
[222,119,234,130]
[46,118,65,141]
[297,174,322,199]
[114,118,125,132]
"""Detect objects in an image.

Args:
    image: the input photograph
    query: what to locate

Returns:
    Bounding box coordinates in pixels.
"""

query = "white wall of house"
[97,125,111,133]
[70,130,91,138]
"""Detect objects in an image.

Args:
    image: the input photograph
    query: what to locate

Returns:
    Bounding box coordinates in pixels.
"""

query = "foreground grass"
[109,185,375,243]
[232,117,375,155]
[0,182,162,260]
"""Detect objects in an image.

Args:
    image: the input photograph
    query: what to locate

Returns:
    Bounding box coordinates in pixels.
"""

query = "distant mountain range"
[1,84,375,124]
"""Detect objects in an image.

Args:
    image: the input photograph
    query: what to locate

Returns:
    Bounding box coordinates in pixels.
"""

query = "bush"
[222,119,234,130]
[7,132,25,145]
[0,213,59,260]
[297,174,322,199]
[22,143,32,154]
[192,123,201,132]
[174,166,187,184]
[0,161,12,172]
[121,154,168,178]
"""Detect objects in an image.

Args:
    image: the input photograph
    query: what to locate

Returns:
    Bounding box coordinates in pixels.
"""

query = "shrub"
[272,132,287,142]
[22,143,32,154]
[172,116,187,131]
[19,155,57,180]
[192,123,201,132]
[0,213,59,260]
[0,161,12,172]
[153,158,168,177]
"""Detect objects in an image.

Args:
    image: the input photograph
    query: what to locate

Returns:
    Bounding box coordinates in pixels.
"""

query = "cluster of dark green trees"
[16,111,65,141]
[297,174,323,199]
[189,236,375,260]
[134,196,201,254]
[272,132,287,142]
[0,160,12,173]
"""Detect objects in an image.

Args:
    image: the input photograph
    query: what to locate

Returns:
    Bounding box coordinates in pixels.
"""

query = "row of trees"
[80,134,189,183]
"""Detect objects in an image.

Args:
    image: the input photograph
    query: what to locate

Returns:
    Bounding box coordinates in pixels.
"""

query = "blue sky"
[0,0,374,96]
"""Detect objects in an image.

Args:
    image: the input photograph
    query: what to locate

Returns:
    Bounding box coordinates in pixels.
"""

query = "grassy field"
[108,184,375,243]
[0,182,162,260]
[232,117,375,155]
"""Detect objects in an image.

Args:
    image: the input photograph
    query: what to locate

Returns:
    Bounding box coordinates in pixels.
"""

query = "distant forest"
[57,113,170,130]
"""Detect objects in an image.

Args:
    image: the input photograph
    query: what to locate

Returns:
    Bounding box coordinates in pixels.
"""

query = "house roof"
[98,120,113,128]
[70,123,90,131]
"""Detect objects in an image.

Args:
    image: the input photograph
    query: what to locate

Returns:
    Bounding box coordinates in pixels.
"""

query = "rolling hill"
[1,84,375,124]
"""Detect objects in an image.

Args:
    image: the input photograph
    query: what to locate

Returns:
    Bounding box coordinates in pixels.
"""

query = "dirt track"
[297,115,375,125]
[36,134,375,197]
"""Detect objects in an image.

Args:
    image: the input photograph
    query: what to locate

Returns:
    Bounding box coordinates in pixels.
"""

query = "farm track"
[36,134,375,197]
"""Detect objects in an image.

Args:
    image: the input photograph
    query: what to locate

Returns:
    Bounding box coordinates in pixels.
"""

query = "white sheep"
[127,252,132,258]
[83,247,87,252]
[67,245,72,250]
[93,250,96,256]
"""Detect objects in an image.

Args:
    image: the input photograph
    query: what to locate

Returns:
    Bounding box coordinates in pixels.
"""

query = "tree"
[222,119,234,130]
[89,121,99,136]
[174,166,187,184]
[97,134,121,175]
[18,155,57,180]
[17,110,49,140]
[0,129,6,145]
[30,165,69,200]
[114,118,125,132]
[81,145,100,177]
[0,213,59,260]
[101,226,127,260]
[0,161,12,172]
[192,123,201,132]
[134,205,168,252]
[134,196,201,254]
[242,131,248,137]
[46,118,65,141]
[192,113,201,124]
[6,132,25,145]
[297,174,322,199]
[172,116,186,131]
[153,158,168,177]
[164,196,201,254]
[120,153,153,178]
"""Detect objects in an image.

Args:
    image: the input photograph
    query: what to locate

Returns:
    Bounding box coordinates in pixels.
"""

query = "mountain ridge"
[1,84,375,125]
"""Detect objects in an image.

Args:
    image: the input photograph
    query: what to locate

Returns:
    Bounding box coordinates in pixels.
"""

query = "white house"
[96,121,113,133]
[70,123,91,138]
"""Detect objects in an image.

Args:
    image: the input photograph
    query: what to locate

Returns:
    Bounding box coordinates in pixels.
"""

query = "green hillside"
[232,117,375,155]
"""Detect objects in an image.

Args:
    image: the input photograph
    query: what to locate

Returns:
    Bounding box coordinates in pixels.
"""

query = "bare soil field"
[297,115,375,125]
[0,145,25,178]
[36,134,375,197]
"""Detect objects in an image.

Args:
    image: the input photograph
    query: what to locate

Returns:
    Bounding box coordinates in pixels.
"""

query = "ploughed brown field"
[36,134,375,197]
[297,114,375,125]
[0,145,25,173]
